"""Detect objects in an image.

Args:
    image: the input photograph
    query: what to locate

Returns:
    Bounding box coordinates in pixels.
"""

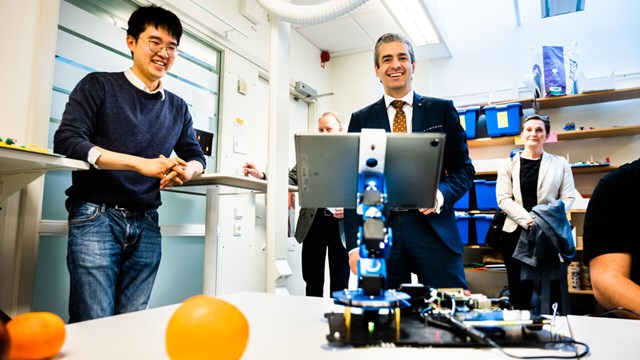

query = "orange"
[6,312,65,360]
[166,295,249,360]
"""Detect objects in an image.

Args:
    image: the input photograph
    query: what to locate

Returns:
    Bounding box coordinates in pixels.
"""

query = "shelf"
[569,289,594,295]
[534,87,640,109]
[468,136,516,148]
[571,165,618,174]
[488,87,640,110]
[469,125,640,148]
[473,165,618,177]
[557,125,640,141]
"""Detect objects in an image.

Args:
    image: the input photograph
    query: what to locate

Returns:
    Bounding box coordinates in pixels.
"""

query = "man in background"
[344,33,475,290]
[243,112,350,297]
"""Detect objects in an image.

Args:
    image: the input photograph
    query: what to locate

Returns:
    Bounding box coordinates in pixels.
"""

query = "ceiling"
[71,0,452,60]
[290,0,451,60]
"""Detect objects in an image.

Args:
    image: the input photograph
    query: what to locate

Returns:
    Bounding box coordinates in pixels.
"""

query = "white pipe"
[513,0,521,26]
[254,0,369,25]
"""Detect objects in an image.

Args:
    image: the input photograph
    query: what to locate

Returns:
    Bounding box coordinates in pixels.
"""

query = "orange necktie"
[391,100,407,133]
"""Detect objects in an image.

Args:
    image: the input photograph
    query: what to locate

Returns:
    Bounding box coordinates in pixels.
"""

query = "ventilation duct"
[254,0,368,25]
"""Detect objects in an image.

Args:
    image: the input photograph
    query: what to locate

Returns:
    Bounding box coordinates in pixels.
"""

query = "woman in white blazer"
[496,114,576,311]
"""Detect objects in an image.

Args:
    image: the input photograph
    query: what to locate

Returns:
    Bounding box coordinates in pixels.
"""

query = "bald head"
[317,112,343,134]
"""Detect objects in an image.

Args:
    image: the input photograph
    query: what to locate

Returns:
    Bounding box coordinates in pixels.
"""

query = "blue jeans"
[66,201,162,323]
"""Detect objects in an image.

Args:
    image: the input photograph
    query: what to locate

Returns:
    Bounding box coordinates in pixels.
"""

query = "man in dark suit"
[243,112,350,297]
[345,33,475,290]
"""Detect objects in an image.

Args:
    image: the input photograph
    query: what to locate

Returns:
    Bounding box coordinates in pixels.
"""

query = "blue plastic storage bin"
[484,103,522,137]
[457,106,480,139]
[474,179,498,210]
[474,214,493,246]
[454,190,470,210]
[456,214,471,245]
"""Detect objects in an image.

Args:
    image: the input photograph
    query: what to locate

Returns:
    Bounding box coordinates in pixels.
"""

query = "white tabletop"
[0,146,89,201]
[566,314,640,358]
[174,173,297,194]
[0,146,88,174]
[59,292,631,359]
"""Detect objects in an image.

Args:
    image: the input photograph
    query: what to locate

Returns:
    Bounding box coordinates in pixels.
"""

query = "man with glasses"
[54,6,205,323]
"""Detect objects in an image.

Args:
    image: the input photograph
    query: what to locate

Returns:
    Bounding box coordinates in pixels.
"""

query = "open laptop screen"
[294,132,445,209]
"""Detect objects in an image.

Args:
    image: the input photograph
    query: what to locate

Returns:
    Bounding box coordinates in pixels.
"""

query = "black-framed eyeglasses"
[137,37,180,58]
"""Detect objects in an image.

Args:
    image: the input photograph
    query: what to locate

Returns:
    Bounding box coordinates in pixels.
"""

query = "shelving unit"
[557,125,640,140]
[469,124,640,148]
[489,86,640,110]
[463,89,640,307]
[474,165,618,177]
[468,136,517,148]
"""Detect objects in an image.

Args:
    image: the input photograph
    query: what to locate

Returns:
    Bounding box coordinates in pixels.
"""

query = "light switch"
[237,79,248,95]
[233,221,242,236]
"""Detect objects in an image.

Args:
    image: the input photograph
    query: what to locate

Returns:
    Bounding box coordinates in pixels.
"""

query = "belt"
[103,203,149,213]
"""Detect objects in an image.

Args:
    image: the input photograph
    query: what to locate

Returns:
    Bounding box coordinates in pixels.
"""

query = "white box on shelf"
[472,158,502,173]
[577,70,615,93]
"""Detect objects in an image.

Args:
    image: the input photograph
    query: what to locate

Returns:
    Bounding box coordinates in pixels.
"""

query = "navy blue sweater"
[53,72,206,208]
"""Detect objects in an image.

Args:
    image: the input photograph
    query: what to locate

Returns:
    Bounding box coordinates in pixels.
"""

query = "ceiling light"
[381,0,440,46]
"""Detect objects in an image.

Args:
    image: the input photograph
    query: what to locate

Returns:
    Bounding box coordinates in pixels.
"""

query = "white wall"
[429,0,640,100]
[0,0,61,315]
[0,0,40,141]
[329,0,640,196]
[331,0,640,106]
[329,52,378,125]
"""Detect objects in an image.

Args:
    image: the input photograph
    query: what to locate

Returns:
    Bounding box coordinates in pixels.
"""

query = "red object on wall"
[320,50,330,68]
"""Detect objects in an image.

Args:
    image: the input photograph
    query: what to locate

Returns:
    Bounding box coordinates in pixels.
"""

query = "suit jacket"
[289,164,345,244]
[496,151,575,233]
[345,93,475,254]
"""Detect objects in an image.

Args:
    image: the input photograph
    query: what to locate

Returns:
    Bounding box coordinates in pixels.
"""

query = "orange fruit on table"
[6,312,65,360]
[166,295,249,360]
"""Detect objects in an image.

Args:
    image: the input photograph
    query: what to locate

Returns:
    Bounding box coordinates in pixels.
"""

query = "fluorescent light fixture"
[382,0,440,46]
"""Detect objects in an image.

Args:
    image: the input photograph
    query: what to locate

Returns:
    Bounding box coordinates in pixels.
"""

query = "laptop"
[294,132,445,209]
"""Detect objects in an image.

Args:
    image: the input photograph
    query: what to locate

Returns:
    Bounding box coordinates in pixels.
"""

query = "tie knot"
[391,100,405,110]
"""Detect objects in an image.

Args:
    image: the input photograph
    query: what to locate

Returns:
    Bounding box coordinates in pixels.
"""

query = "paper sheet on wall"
[191,88,216,118]
[234,118,248,154]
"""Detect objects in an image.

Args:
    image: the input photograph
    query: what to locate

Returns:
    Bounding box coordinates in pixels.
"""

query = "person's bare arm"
[94,146,184,179]
[590,253,640,319]
[242,162,265,179]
